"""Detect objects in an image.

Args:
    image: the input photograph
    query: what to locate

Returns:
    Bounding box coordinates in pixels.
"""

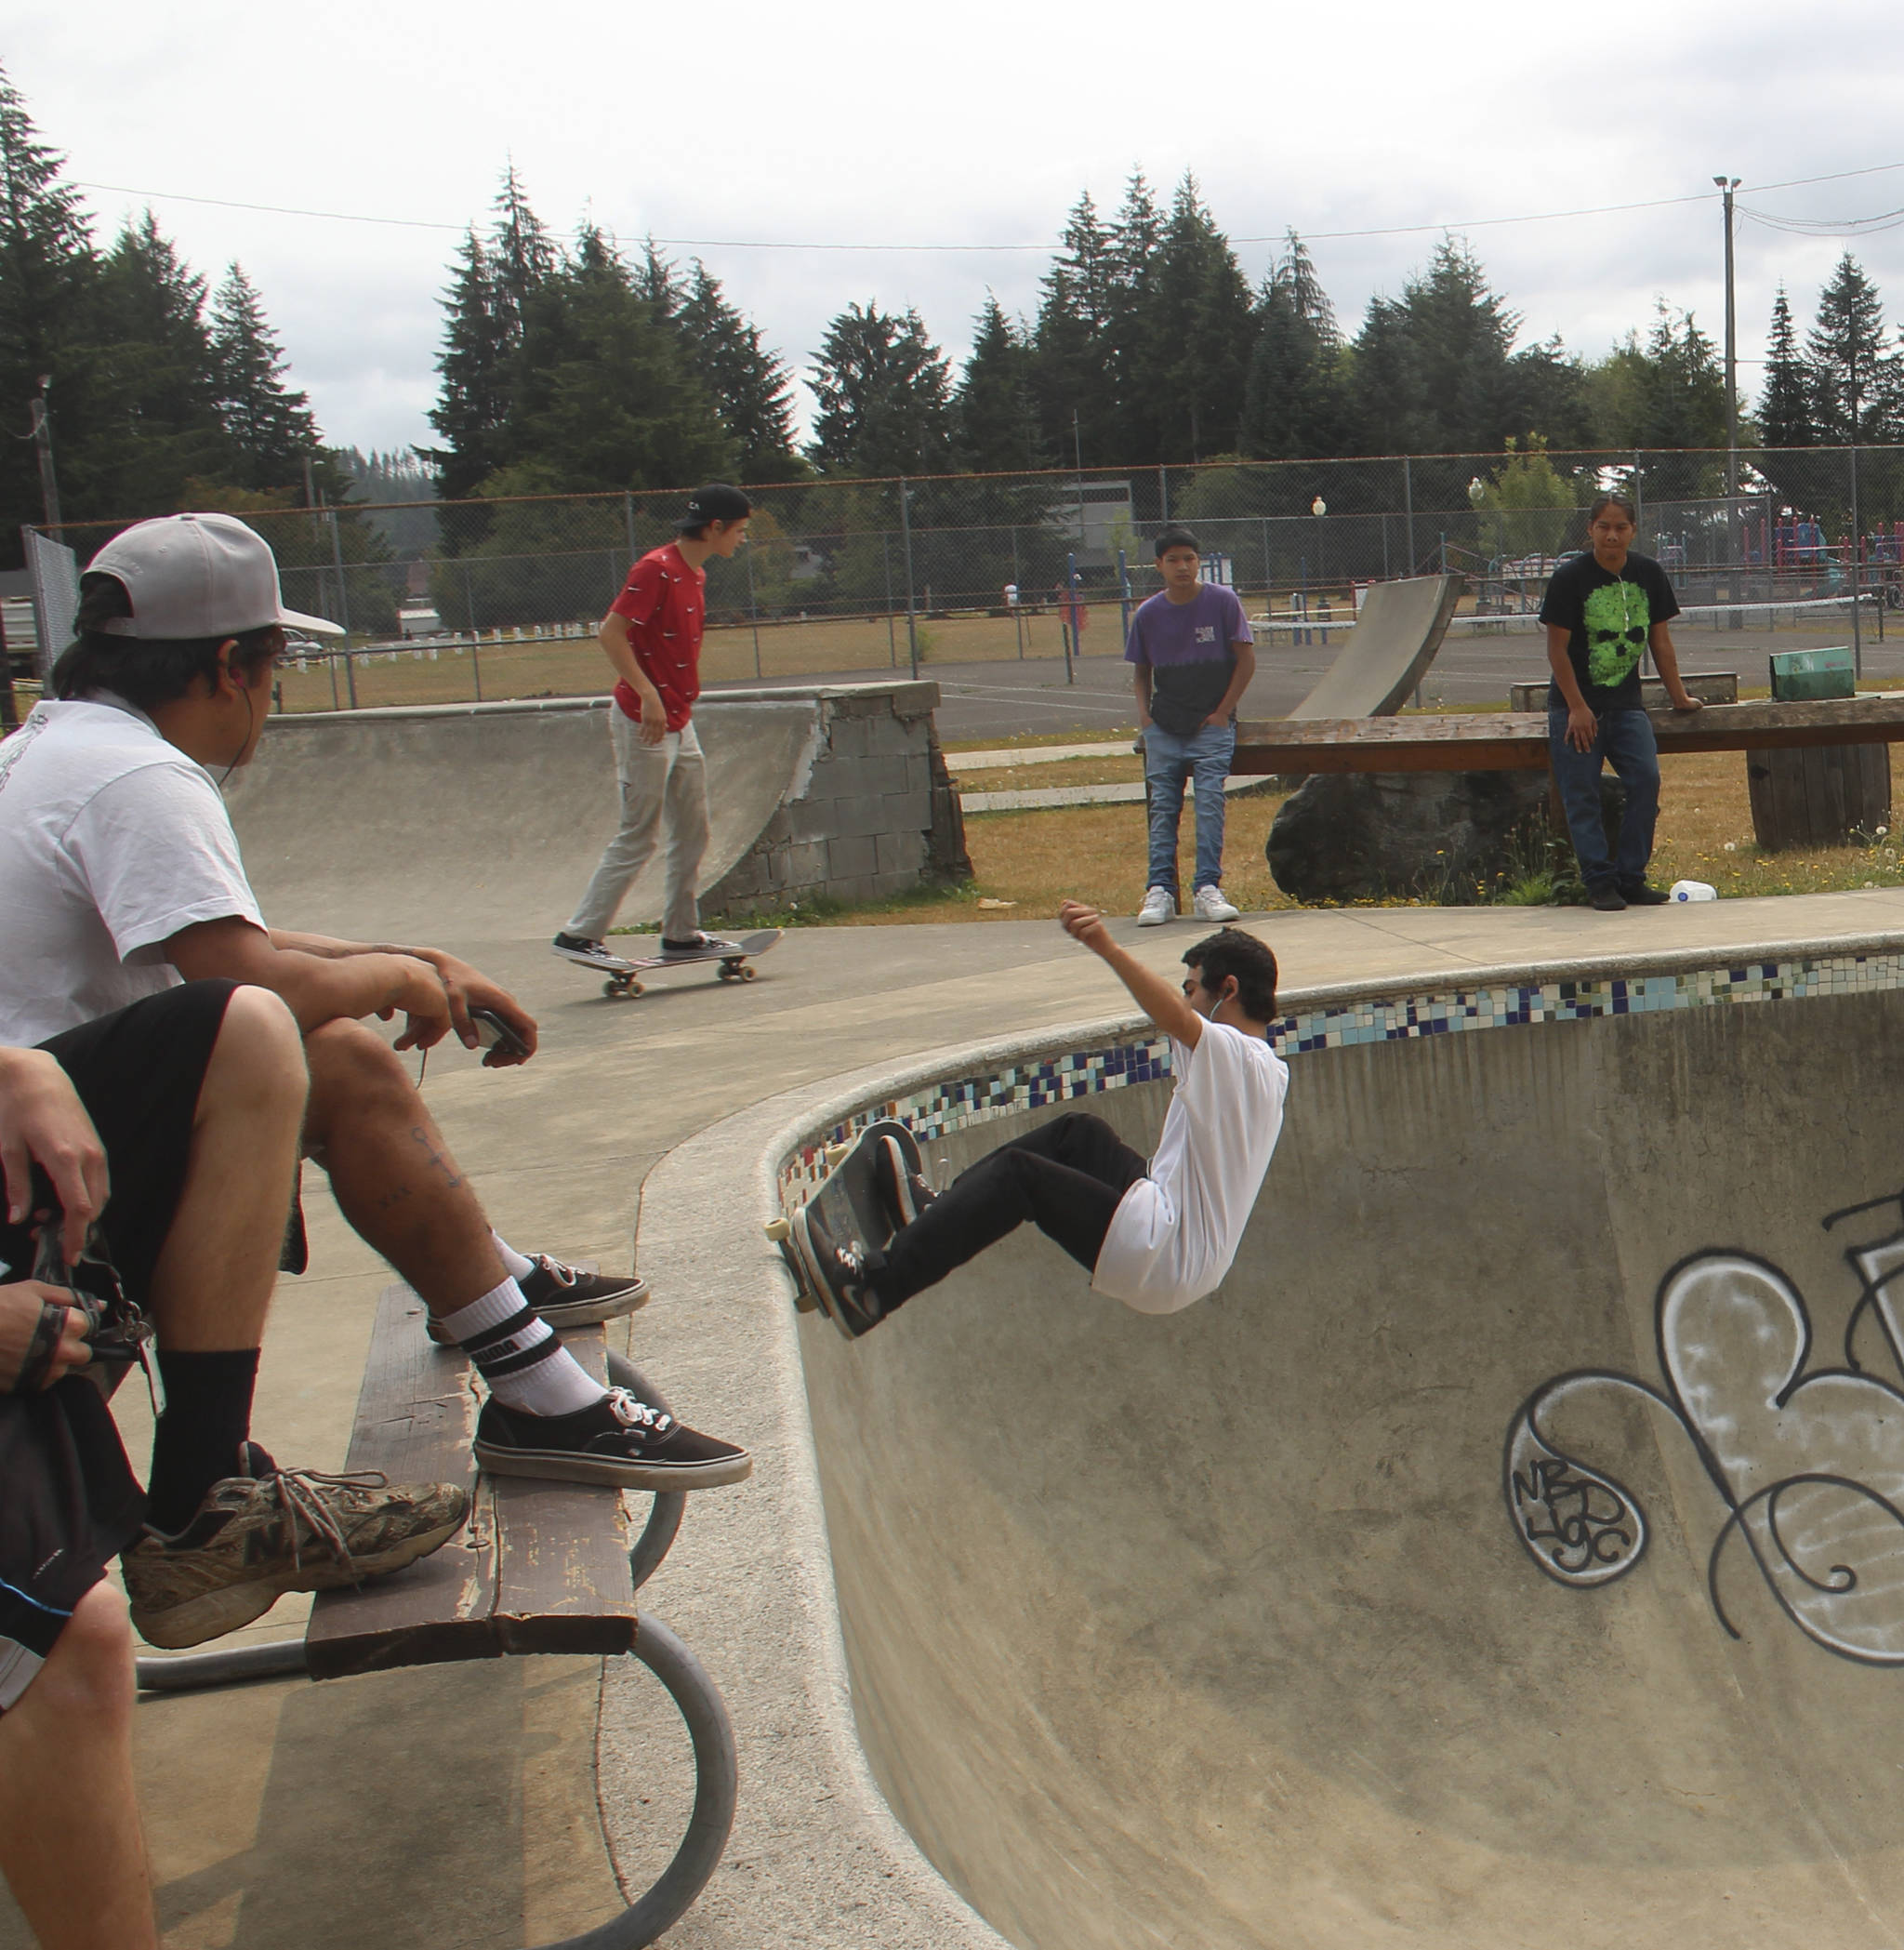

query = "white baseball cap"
[87,511,345,640]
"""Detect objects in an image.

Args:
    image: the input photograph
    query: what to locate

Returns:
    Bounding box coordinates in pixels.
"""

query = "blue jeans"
[1143,719,1236,895]
[1547,706,1660,891]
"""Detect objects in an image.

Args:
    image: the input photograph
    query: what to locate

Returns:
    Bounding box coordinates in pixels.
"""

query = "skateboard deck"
[584,928,781,999]
[766,1120,923,1324]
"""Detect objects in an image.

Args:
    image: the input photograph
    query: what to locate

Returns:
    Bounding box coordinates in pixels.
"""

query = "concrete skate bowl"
[223,693,820,942]
[777,937,1904,1949]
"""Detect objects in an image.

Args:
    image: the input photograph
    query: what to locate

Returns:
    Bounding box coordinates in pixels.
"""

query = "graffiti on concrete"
[1506,1193,1904,1665]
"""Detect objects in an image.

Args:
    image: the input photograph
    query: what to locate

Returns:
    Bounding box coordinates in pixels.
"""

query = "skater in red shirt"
[553,483,752,969]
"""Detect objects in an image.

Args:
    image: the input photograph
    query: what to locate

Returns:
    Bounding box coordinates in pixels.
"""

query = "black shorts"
[0,980,239,1708]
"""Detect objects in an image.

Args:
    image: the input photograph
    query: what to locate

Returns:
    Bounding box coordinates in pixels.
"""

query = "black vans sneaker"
[1587,883,1628,912]
[874,1132,937,1231]
[472,1387,751,1491]
[795,1202,887,1340]
[1619,882,1671,906]
[552,933,628,972]
[659,932,740,957]
[427,1255,649,1345]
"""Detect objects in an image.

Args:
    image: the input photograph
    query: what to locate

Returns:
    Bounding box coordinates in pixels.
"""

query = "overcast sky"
[13,0,1904,469]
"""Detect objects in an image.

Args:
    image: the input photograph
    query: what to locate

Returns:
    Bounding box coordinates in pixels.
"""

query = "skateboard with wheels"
[765,1119,924,1321]
[591,928,782,1000]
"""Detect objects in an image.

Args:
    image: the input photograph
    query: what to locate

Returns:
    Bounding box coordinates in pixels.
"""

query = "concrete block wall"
[700,681,972,917]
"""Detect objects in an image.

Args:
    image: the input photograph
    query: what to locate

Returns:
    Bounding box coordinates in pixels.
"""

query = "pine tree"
[210,263,321,493]
[0,61,99,539]
[1146,175,1254,460]
[806,301,953,477]
[1104,171,1167,460]
[953,295,1045,474]
[1758,285,1816,448]
[676,259,801,480]
[489,162,555,338]
[1240,274,1352,462]
[1029,192,1117,469]
[88,210,229,511]
[1276,230,1339,349]
[426,229,513,500]
[1807,254,1900,443]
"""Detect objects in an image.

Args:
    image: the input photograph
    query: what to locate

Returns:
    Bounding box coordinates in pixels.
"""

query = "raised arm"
[1058,900,1203,1046]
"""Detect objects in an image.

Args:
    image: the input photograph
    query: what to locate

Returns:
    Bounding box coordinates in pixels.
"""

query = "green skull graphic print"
[1583,578,1649,689]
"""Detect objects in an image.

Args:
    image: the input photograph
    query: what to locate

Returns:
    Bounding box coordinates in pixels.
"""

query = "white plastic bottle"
[1669,880,1717,902]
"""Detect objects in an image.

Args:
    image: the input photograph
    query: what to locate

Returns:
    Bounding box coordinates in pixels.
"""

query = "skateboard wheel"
[763,1217,791,1241]
[739,965,757,981]
[826,1144,851,1168]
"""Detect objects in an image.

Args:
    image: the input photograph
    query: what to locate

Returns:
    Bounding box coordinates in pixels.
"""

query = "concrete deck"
[10,889,1904,1946]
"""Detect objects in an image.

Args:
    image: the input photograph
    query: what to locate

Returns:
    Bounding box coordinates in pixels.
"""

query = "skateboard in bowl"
[571,928,781,1000]
[765,1119,925,1329]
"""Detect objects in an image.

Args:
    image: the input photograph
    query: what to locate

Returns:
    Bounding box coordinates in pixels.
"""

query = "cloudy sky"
[13,0,1904,466]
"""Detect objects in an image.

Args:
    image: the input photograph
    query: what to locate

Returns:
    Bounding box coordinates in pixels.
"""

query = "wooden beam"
[1233,695,1904,776]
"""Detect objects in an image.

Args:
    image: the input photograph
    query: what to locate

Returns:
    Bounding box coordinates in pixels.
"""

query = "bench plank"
[1233,694,1904,776]
[306,1284,636,1680]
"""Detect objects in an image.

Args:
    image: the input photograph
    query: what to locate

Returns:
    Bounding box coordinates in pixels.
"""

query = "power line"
[68,158,1904,256]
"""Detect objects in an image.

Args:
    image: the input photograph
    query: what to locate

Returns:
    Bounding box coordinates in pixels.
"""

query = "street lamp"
[1713,176,1740,507]
[1311,497,1327,599]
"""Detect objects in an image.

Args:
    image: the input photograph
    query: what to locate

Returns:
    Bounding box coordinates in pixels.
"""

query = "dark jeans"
[1547,705,1660,891]
[871,1113,1150,1309]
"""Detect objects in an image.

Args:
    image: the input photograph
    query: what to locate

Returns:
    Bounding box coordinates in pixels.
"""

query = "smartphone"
[469,1007,531,1059]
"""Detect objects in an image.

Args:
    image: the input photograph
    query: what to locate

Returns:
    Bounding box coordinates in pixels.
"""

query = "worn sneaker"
[795,1202,886,1340]
[1619,882,1672,906]
[1193,884,1240,922]
[1587,883,1628,912]
[123,1464,469,1650]
[874,1132,937,1230]
[1136,886,1176,926]
[425,1254,650,1346]
[659,932,740,957]
[552,932,628,971]
[473,1386,751,1491]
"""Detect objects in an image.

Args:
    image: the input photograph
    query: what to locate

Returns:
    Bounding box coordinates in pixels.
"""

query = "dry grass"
[948,753,1146,792]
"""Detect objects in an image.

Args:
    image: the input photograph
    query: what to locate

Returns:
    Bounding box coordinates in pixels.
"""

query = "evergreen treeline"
[0,64,358,567]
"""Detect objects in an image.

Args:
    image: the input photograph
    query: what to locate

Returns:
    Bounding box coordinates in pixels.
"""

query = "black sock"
[146,1348,261,1535]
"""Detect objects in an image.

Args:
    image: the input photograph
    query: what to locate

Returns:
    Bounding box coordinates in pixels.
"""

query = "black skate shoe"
[793,1201,887,1340]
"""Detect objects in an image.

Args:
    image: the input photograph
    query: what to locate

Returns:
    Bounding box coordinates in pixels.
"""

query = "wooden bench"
[132,1283,734,1950]
[1232,694,1904,776]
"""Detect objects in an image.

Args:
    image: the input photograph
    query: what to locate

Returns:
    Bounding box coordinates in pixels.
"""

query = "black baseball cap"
[677,483,753,530]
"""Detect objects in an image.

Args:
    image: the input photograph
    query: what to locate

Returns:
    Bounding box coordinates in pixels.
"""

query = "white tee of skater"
[1091,1020,1287,1314]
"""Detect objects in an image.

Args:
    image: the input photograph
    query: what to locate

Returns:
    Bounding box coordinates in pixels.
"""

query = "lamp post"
[1311,497,1327,601]
[1713,176,1741,507]
[28,376,60,534]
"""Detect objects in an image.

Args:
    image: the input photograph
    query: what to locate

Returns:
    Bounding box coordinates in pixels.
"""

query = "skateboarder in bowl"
[553,483,753,972]
[800,906,1288,1336]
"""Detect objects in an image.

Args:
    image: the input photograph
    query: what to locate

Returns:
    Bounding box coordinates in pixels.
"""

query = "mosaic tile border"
[776,951,1904,1205]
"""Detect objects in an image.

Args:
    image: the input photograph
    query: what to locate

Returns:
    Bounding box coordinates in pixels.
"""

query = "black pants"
[871,1112,1149,1309]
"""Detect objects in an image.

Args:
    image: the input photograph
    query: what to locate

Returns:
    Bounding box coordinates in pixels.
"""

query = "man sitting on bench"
[0,513,749,1496]
[1,985,469,1945]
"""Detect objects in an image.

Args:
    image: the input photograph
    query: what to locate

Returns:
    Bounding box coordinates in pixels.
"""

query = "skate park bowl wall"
[769,936,1904,1949]
[223,681,957,943]
[1285,571,1463,720]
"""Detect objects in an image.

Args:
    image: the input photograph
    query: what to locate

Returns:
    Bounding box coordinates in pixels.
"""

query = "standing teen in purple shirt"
[1127,527,1257,924]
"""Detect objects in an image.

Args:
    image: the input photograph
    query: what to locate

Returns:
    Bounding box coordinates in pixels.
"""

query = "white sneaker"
[1136,886,1176,926]
[1193,885,1240,922]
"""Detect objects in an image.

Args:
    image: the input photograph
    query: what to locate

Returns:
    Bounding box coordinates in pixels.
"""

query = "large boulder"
[1266,769,1554,904]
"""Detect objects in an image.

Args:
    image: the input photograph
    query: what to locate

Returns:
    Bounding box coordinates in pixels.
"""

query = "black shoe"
[874,1130,937,1230]
[1588,884,1627,912]
[795,1202,887,1340]
[427,1255,650,1346]
[1619,882,1671,906]
[472,1387,751,1491]
[552,933,628,971]
[659,932,739,957]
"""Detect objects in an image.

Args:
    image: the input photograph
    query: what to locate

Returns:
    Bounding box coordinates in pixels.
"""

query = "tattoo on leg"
[410,1125,465,1191]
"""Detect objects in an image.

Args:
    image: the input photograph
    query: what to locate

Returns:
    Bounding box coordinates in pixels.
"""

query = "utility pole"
[1713,177,1740,505]
[29,377,61,535]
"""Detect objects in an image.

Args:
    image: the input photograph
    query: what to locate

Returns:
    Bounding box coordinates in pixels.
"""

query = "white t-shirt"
[0,698,263,1045]
[1091,1020,1289,1315]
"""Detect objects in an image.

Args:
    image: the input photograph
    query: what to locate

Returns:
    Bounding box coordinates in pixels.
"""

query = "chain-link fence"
[25,446,1904,712]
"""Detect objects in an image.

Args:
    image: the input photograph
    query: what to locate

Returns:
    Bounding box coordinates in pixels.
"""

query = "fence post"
[329,509,357,709]
[1012,526,1024,657]
[1849,441,1864,682]
[461,561,483,702]
[623,491,638,567]
[1063,553,1078,684]
[745,544,762,680]
[1158,463,1170,524]
[899,478,919,682]
[880,531,896,667]
[1117,547,1132,650]
[1403,456,1416,574]
[1631,449,1644,539]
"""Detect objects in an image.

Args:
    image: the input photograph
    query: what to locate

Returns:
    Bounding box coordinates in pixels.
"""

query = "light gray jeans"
[563,711,710,941]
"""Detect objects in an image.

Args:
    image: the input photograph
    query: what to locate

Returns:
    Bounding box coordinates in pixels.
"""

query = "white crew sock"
[490,1232,538,1281]
[442,1279,605,1416]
